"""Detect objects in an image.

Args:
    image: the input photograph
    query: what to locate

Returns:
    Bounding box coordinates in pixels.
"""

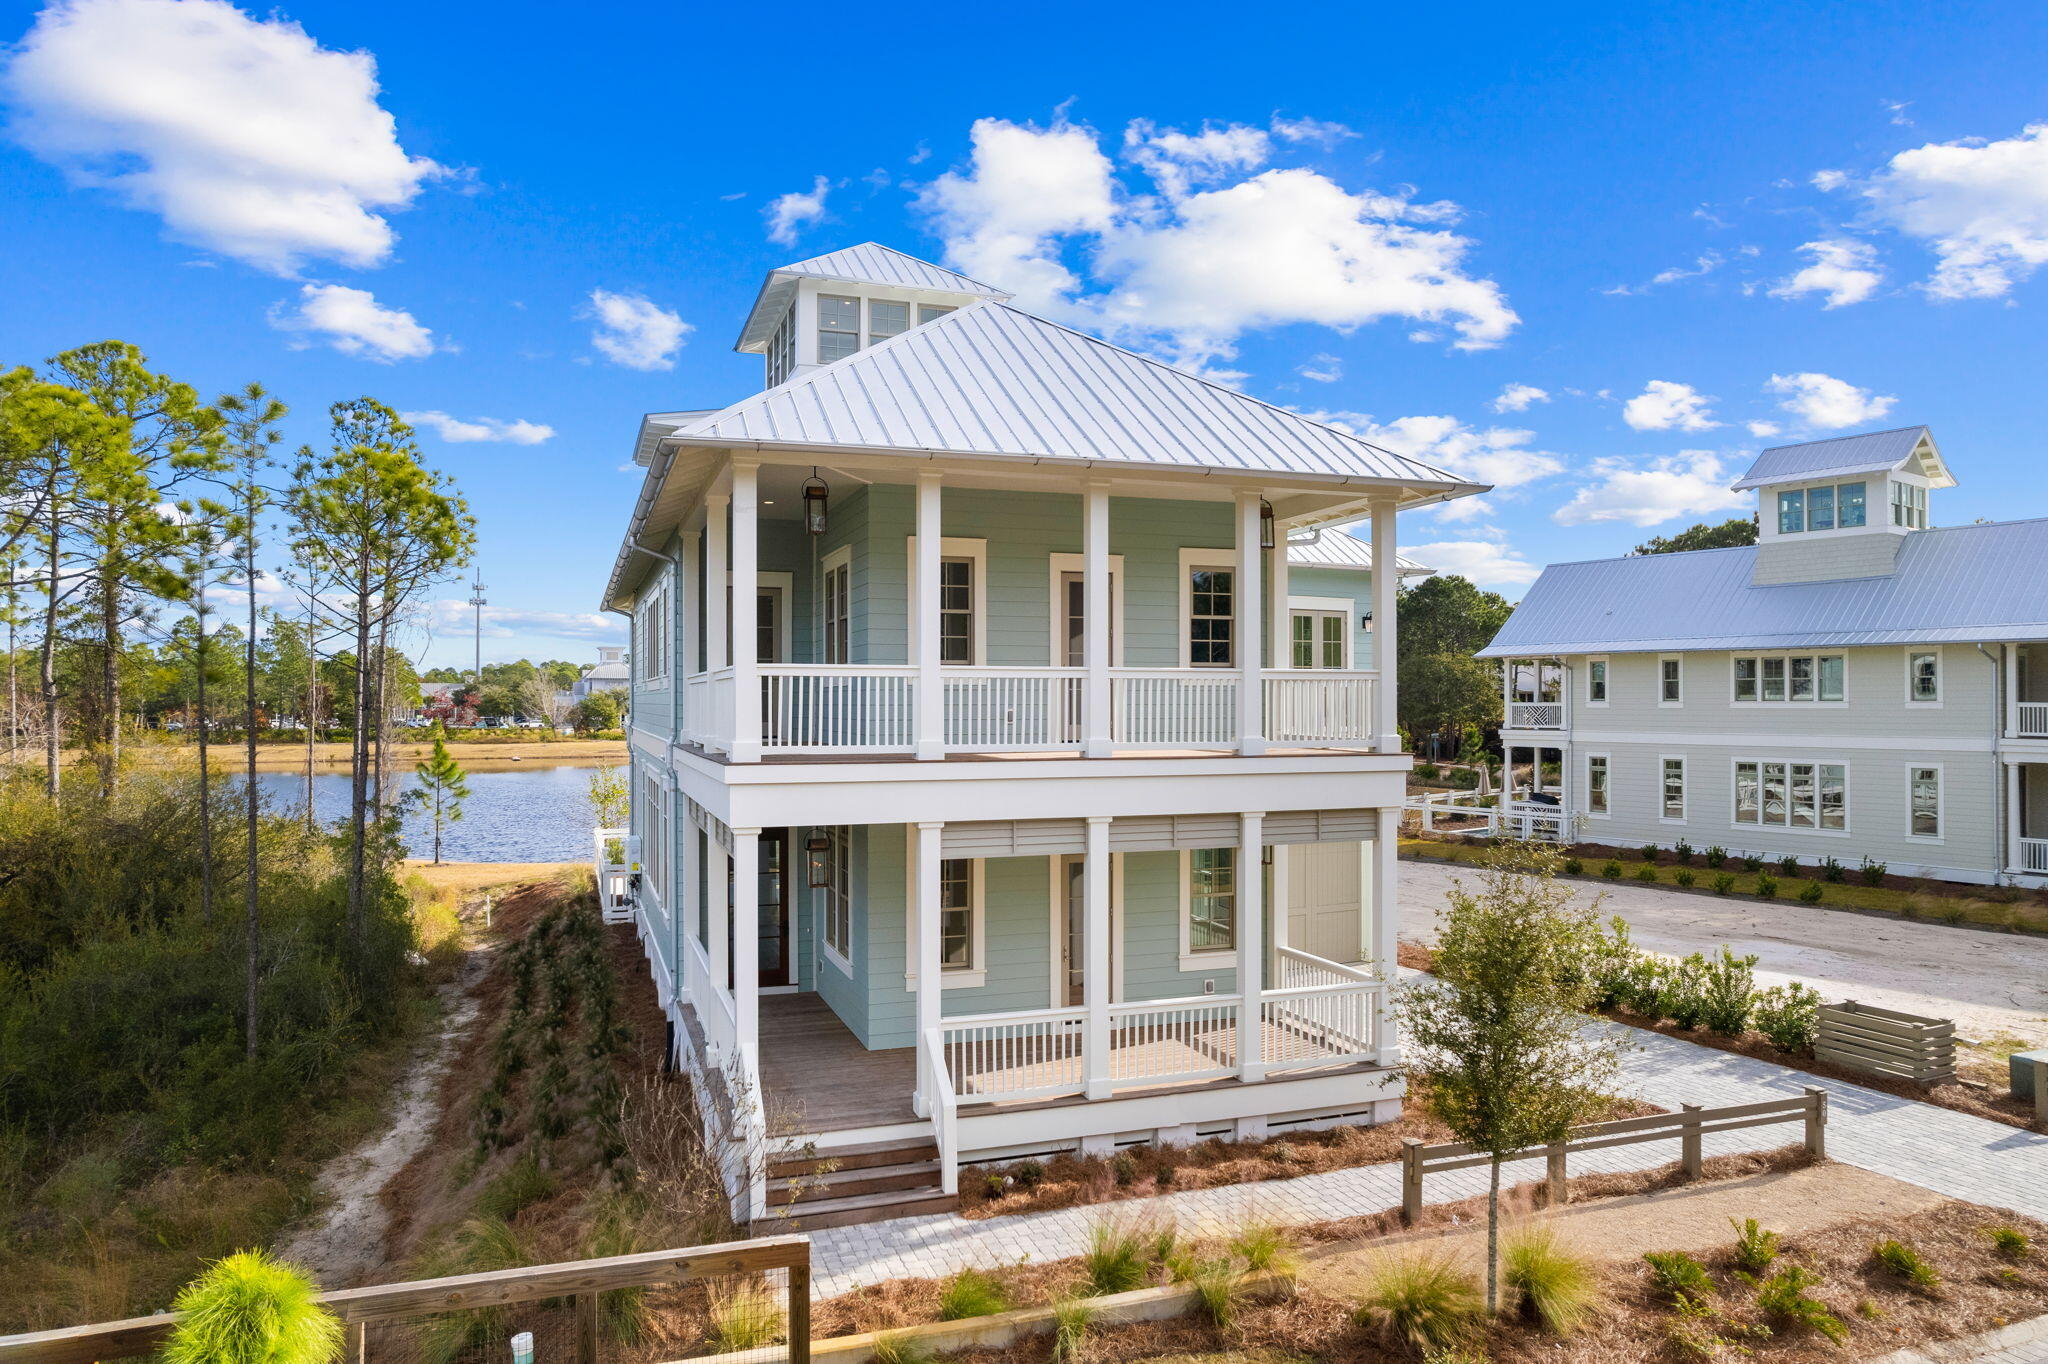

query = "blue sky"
[3,0,2046,669]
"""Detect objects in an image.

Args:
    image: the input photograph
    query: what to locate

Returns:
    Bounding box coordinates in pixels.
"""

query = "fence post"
[348,1322,367,1364]
[1803,1086,1828,1159]
[1545,1143,1567,1207]
[1680,1103,1703,1180]
[788,1248,813,1364]
[575,1291,599,1364]
[1401,1139,1424,1226]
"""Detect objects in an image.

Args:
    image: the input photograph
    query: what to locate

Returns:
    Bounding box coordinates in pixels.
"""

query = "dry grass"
[957,1080,1662,1220]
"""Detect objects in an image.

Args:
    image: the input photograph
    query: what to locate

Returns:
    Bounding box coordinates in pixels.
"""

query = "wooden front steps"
[762,1136,956,1230]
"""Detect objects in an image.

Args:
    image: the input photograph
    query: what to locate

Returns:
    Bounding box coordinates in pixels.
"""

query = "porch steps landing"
[764,1137,957,1230]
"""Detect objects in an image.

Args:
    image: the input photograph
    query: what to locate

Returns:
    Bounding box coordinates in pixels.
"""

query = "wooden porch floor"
[759,993,918,1133]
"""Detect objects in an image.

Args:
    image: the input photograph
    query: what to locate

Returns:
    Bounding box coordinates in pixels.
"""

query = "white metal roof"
[683,300,1480,494]
[1287,529,1432,576]
[736,243,1011,352]
[1478,516,2048,656]
[1731,425,1952,491]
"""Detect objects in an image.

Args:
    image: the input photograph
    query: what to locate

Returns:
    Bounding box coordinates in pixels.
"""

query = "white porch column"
[1083,815,1114,1099]
[1236,812,1266,1082]
[731,827,761,1069]
[1084,482,1113,758]
[914,471,945,760]
[1236,492,1265,755]
[680,530,702,744]
[1270,844,1291,955]
[1267,528,1291,674]
[2008,759,2024,874]
[1371,822,1402,1065]
[681,814,702,991]
[705,493,730,674]
[730,462,761,763]
[705,833,731,1062]
[912,821,945,1116]
[1371,499,1400,753]
[2007,645,2019,737]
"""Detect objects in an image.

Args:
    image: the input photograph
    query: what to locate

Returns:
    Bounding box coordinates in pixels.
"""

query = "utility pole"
[468,569,487,686]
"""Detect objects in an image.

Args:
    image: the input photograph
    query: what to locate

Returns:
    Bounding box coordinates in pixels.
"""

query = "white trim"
[1658,654,1683,707]
[904,849,987,990]
[1287,596,1354,670]
[1176,844,1242,973]
[1047,852,1125,1007]
[1179,547,1238,669]
[1560,728,1991,753]
[820,544,852,665]
[1905,760,1946,843]
[1729,754,1853,837]
[1905,645,1944,708]
[1047,551,1126,667]
[905,535,989,666]
[1584,751,1612,818]
[1658,753,1687,824]
[819,823,854,975]
[1584,655,1609,708]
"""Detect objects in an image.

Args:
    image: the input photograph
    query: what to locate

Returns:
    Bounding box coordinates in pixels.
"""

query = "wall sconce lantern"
[1259,499,1275,550]
[802,470,830,537]
[805,831,832,888]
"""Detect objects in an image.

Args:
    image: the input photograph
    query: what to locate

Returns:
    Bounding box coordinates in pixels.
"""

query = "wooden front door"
[1285,841,1365,965]
[757,828,791,988]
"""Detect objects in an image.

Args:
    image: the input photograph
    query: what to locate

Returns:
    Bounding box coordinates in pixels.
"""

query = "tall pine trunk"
[195,570,213,926]
[304,597,317,834]
[97,560,120,798]
[346,552,371,953]
[244,540,262,1058]
[39,473,61,803]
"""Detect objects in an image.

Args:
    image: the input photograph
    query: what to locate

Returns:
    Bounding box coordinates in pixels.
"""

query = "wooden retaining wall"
[1814,1000,1956,1087]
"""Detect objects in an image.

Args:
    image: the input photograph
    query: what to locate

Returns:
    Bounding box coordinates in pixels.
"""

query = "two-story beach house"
[1480,426,2048,887]
[597,243,1482,1227]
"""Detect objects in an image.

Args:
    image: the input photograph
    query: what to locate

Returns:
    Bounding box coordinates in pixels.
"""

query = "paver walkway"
[796,1017,2048,1296]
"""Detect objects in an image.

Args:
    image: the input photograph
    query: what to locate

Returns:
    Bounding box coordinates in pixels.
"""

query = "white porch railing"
[920,1028,960,1196]
[1263,982,1379,1071]
[1500,802,1573,842]
[1508,701,1566,729]
[1405,789,1498,835]
[1276,945,1372,990]
[938,1006,1088,1101]
[759,664,915,753]
[1263,671,1377,746]
[1106,996,1241,1084]
[592,827,636,924]
[1111,670,1240,748]
[2021,837,2048,875]
[945,668,1085,751]
[2017,701,2048,738]
[681,931,739,1065]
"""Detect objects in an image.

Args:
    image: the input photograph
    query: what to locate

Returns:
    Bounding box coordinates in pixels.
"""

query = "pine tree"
[413,724,470,865]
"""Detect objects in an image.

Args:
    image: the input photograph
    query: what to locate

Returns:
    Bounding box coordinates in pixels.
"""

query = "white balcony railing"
[1508,701,1566,729]
[592,827,636,924]
[2017,701,2048,738]
[760,664,915,753]
[2020,837,2048,875]
[1110,670,1240,748]
[1263,982,1379,1071]
[1264,671,1377,746]
[945,667,1085,751]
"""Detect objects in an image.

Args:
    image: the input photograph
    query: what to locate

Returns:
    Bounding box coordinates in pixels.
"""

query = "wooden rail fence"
[1399,1089,1828,1225]
[0,1235,811,1364]
[1815,1000,1957,1086]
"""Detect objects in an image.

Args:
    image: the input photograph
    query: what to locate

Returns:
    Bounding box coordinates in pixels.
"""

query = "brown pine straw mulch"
[1397,940,2048,1134]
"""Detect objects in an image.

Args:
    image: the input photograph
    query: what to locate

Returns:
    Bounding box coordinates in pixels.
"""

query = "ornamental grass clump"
[1353,1249,1484,1352]
[707,1281,783,1352]
[1229,1219,1302,1279]
[162,1250,342,1364]
[1081,1220,1150,1296]
[937,1267,1010,1321]
[1501,1224,1601,1334]
[1049,1294,1097,1362]
[1871,1238,1941,1292]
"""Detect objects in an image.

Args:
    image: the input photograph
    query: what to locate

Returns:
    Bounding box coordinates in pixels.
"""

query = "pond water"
[250,763,605,863]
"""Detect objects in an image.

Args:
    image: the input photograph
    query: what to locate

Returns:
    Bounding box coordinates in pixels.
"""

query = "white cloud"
[764,175,830,246]
[1,0,443,273]
[1553,450,1750,527]
[1490,382,1549,413]
[403,411,554,444]
[1839,122,2048,299]
[586,289,690,371]
[432,600,624,642]
[1316,412,1564,491]
[1297,353,1342,383]
[1269,114,1357,147]
[1123,120,1270,199]
[1605,252,1725,297]
[1622,379,1720,432]
[270,283,433,361]
[1813,169,1850,192]
[1403,530,1540,587]
[919,117,1516,370]
[1769,238,1884,308]
[1764,371,1896,429]
[1747,419,1782,437]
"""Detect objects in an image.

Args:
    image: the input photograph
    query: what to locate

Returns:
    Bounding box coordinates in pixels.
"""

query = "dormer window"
[919,305,954,325]
[868,300,909,345]
[1890,481,1927,529]
[1775,481,1866,534]
[766,308,796,386]
[818,294,861,362]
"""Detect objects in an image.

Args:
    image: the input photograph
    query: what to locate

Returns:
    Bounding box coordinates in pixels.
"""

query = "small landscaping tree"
[413,724,470,865]
[1397,843,1630,1314]
[163,1250,342,1364]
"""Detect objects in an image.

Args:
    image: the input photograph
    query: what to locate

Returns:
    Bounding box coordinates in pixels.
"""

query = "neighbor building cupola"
[733,242,1012,389]
[1730,426,1955,585]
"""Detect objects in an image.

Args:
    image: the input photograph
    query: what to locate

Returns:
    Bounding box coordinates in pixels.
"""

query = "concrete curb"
[1869,1312,2048,1362]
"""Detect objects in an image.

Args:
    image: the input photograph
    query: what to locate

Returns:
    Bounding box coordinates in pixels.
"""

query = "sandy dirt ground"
[241,738,628,771]
[401,860,583,895]
[1304,1164,1945,1295]
[1401,859,2048,1046]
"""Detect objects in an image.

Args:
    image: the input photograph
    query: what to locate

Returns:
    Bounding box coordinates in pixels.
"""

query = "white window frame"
[904,536,989,667]
[1047,552,1126,667]
[904,849,986,990]
[1288,595,1355,670]
[1178,846,1240,971]
[866,297,911,347]
[817,293,862,364]
[637,582,670,684]
[1584,752,1611,819]
[1585,656,1609,707]
[820,824,854,976]
[1730,652,1848,706]
[1729,756,1853,837]
[1905,763,1944,842]
[1659,654,1683,707]
[1905,646,1942,708]
[1659,755,1687,824]
[821,545,852,665]
[1178,548,1238,669]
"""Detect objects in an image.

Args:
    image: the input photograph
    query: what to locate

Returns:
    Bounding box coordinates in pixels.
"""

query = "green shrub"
[1417,762,1441,780]
[1353,1249,1483,1353]
[1184,1256,1240,1327]
[1659,953,1712,1029]
[1822,856,1846,883]
[937,1267,1010,1320]
[1562,857,1584,875]
[1111,1153,1137,1186]
[1601,860,1623,880]
[1754,874,1779,899]
[1860,856,1888,886]
[1634,866,1658,882]
[1730,1217,1780,1272]
[1588,915,1639,1009]
[1752,982,1822,1052]
[1741,855,1766,873]
[1798,881,1824,904]
[475,1155,556,1221]
[708,1282,783,1352]
[1712,873,1736,896]
[1987,1226,2031,1259]
[1155,1163,1176,1187]
[1777,854,1801,877]
[1081,1221,1150,1295]
[1502,1224,1600,1334]
[1011,1159,1045,1189]
[1673,839,1694,864]
[1643,1250,1716,1300]
[1749,1264,1848,1343]
[1639,844,1662,863]
[1675,869,1696,887]
[1698,948,1758,1036]
[162,1250,343,1364]
[1871,1238,1940,1291]
[1704,845,1727,868]
[1050,1294,1096,1362]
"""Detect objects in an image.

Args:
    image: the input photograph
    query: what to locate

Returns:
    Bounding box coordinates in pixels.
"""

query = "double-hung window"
[1734,759,1847,831]
[1734,653,1845,703]
[1660,656,1682,704]
[938,858,975,969]
[1587,658,1609,704]
[918,304,955,325]
[938,558,975,664]
[1908,650,1940,704]
[1890,481,1928,529]
[1586,754,1610,815]
[1661,758,1686,822]
[822,554,850,664]
[1909,767,1941,838]
[867,299,909,345]
[822,825,852,963]
[817,294,861,363]
[1188,568,1235,666]
[1186,848,1236,953]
